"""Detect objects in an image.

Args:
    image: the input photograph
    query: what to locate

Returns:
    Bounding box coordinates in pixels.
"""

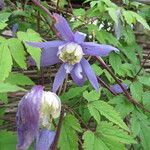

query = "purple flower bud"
[0,0,5,10]
[110,83,128,94]
[16,85,61,150]
[35,129,55,150]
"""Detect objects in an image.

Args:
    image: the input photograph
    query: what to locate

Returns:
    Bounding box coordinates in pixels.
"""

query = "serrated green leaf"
[83,130,95,150]
[61,86,88,102]
[17,29,42,69]
[107,8,118,24]
[138,76,150,87]
[88,100,129,131]
[0,13,11,30]
[0,82,25,93]
[109,53,122,74]
[130,81,143,102]
[92,64,103,76]
[83,128,126,150]
[5,73,34,86]
[8,38,27,69]
[58,114,81,150]
[83,90,100,102]
[88,104,101,123]
[130,11,150,30]
[0,44,13,81]
[97,122,136,144]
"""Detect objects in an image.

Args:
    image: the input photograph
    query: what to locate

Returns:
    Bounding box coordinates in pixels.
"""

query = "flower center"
[40,91,61,128]
[58,43,84,65]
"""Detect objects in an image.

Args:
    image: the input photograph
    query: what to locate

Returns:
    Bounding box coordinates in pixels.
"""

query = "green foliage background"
[0,0,150,149]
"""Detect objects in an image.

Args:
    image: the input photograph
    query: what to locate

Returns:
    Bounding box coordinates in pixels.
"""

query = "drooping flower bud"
[16,85,61,150]
[0,0,5,10]
[58,42,84,65]
[110,83,128,94]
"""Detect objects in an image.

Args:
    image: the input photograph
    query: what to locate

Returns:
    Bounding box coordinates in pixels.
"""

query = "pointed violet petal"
[53,13,74,41]
[16,86,44,150]
[80,58,99,91]
[110,83,128,94]
[26,40,66,49]
[71,63,85,86]
[28,47,60,67]
[52,64,66,92]
[81,42,119,57]
[64,63,74,73]
[35,129,55,150]
[74,31,86,43]
[73,63,83,79]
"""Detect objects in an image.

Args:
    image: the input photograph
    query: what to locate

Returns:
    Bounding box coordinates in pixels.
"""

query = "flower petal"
[80,58,99,91]
[81,42,119,56]
[52,64,67,92]
[110,83,128,94]
[71,63,85,86]
[28,47,60,67]
[35,129,55,150]
[26,40,66,49]
[74,31,86,43]
[53,13,74,41]
[16,86,44,150]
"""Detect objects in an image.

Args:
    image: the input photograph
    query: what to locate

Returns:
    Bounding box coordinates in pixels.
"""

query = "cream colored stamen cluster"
[40,91,61,128]
[58,43,84,65]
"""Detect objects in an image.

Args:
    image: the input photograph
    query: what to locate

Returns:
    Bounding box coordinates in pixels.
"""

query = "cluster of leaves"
[0,0,150,150]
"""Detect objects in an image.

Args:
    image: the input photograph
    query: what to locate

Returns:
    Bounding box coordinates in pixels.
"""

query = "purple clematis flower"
[0,0,5,10]
[110,83,128,94]
[16,85,61,150]
[27,13,119,92]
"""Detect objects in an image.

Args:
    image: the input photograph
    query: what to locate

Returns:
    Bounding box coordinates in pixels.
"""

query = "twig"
[135,51,150,77]
[31,0,61,39]
[95,56,150,113]
[56,0,60,11]
[97,76,117,96]
[50,108,65,150]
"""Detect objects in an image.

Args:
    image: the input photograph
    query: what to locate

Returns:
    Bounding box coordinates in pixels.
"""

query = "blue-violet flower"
[16,85,61,150]
[27,13,119,92]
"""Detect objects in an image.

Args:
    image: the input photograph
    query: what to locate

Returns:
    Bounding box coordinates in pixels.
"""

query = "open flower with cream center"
[16,85,61,150]
[27,13,119,92]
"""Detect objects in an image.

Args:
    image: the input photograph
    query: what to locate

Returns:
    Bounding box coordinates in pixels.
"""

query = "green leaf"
[0,82,25,93]
[92,64,103,76]
[130,81,143,102]
[122,10,135,26]
[142,92,150,110]
[87,100,129,131]
[0,93,8,103]
[83,128,126,150]
[0,131,17,150]
[83,90,100,102]
[5,73,34,86]
[109,53,122,74]
[58,114,81,150]
[107,8,118,24]
[123,10,150,30]
[61,86,88,102]
[138,76,150,87]
[17,29,42,69]
[96,30,120,47]
[130,11,150,30]
[139,121,150,150]
[8,38,27,69]
[0,44,13,81]
[0,13,11,30]
[97,122,136,144]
